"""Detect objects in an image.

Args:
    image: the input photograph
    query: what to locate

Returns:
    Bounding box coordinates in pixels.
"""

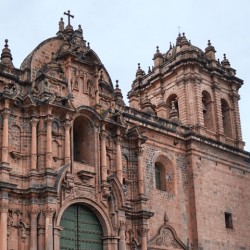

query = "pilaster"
[137,146,144,195]
[116,128,123,184]
[44,207,55,250]
[31,118,39,171]
[212,82,224,139]
[101,123,107,183]
[2,100,10,164]
[29,206,40,250]
[64,119,71,165]
[140,227,149,250]
[46,113,53,169]
[0,199,9,250]
[118,221,126,250]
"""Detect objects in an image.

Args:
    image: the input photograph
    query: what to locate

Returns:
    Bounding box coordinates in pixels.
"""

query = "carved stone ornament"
[61,171,76,201]
[148,225,188,250]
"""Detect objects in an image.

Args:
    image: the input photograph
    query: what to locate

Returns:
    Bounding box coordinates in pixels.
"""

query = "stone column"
[31,118,38,171]
[138,147,144,195]
[193,76,203,126]
[54,226,62,250]
[64,120,71,165]
[232,92,242,142]
[140,228,149,250]
[29,208,39,250]
[212,83,222,133]
[101,124,107,182]
[2,100,10,164]
[116,128,123,184]
[118,221,126,250]
[44,208,54,250]
[176,76,188,125]
[46,115,53,169]
[0,200,9,250]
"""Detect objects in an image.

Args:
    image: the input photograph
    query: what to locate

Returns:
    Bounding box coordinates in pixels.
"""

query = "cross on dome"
[64,10,74,26]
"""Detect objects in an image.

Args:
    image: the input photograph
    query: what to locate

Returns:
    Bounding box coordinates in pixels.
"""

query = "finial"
[4,39,8,48]
[87,42,90,48]
[156,46,159,53]
[218,58,220,64]
[138,63,141,69]
[208,40,211,46]
[115,80,119,88]
[223,53,226,59]
[182,32,185,36]
[148,66,152,73]
[169,42,172,49]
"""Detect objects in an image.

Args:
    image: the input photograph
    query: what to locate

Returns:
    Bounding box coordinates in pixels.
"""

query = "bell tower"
[128,33,244,149]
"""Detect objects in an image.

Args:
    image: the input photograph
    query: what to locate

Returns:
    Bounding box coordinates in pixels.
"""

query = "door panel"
[60,204,103,250]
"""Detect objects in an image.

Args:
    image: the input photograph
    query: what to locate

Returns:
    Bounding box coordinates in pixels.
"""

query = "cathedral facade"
[0,12,249,250]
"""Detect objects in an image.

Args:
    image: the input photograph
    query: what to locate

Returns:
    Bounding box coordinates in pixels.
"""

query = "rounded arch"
[56,197,113,236]
[152,152,176,194]
[73,114,96,164]
[72,107,101,165]
[202,90,214,131]
[221,98,232,137]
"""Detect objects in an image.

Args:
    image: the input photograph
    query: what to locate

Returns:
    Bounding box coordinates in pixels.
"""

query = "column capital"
[0,200,9,212]
[119,221,126,230]
[31,117,39,126]
[138,146,143,155]
[28,206,40,218]
[43,207,56,217]
[64,119,72,129]
[2,108,10,119]
[116,134,122,144]
[45,115,53,125]
[139,227,149,237]
[100,130,107,140]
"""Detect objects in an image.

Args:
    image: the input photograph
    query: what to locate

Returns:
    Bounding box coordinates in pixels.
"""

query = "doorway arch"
[60,204,103,250]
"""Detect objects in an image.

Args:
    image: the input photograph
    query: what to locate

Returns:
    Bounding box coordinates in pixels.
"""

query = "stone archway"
[60,204,103,250]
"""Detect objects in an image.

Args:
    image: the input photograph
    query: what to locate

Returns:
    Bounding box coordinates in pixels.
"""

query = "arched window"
[154,155,175,194]
[202,91,214,131]
[166,94,179,120]
[73,116,95,165]
[155,162,165,190]
[221,99,232,137]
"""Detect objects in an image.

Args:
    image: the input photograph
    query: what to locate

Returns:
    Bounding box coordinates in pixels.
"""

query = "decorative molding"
[77,170,96,183]
[148,224,188,250]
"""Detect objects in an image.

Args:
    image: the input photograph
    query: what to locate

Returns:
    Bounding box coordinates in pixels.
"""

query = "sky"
[0,0,249,151]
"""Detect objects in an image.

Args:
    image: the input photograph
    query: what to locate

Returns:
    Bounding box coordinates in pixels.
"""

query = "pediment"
[148,225,188,250]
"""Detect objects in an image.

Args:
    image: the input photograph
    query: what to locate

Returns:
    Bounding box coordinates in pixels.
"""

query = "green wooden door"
[60,204,103,250]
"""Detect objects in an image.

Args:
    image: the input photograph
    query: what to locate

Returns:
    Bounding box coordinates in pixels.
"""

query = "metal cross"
[64,10,74,26]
